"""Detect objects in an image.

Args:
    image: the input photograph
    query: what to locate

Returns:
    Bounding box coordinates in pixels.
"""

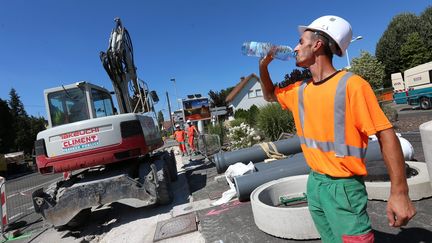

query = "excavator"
[32,18,177,227]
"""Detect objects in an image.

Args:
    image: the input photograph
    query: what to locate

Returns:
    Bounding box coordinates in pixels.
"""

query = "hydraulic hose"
[100,18,137,113]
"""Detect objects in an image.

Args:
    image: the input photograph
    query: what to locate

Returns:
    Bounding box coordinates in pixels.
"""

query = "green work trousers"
[307,171,372,243]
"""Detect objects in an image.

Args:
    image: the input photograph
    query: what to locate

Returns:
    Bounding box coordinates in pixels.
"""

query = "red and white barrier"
[0,176,7,232]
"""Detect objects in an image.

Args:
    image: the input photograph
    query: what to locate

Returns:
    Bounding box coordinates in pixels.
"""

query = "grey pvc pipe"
[212,136,302,173]
[254,153,306,172]
[235,154,310,202]
[234,140,390,202]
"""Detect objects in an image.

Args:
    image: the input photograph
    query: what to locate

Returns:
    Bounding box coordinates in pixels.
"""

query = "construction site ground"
[13,138,432,243]
[4,106,432,243]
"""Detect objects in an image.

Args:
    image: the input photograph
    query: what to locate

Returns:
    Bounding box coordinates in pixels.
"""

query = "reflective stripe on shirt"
[297,72,367,159]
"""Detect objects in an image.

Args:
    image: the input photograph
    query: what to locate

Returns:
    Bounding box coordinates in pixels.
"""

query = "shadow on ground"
[375,227,432,243]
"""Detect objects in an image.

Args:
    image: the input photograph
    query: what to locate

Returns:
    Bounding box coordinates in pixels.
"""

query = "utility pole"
[166,91,174,133]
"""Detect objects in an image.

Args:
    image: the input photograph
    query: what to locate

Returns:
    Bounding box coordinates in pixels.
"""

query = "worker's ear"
[312,39,324,53]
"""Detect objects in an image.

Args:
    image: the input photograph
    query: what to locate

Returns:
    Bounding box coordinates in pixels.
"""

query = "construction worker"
[258,15,415,243]
[186,119,199,155]
[173,124,187,156]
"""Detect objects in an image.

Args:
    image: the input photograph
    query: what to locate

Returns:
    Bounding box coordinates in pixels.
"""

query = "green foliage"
[419,6,432,55]
[256,103,296,141]
[208,86,234,121]
[375,8,432,86]
[233,105,259,126]
[208,87,233,107]
[229,118,247,127]
[376,13,420,83]
[157,110,164,129]
[1,89,47,154]
[27,116,47,152]
[234,108,247,119]
[399,32,432,71]
[160,129,170,138]
[350,51,386,90]
[9,88,27,118]
[0,99,14,153]
[207,122,227,145]
[283,68,311,86]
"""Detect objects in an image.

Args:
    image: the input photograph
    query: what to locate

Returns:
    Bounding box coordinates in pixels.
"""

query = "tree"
[9,88,27,118]
[208,87,234,107]
[157,110,164,129]
[283,68,311,86]
[8,88,30,152]
[399,32,432,71]
[27,116,47,153]
[0,98,13,153]
[7,88,47,154]
[419,6,432,56]
[350,51,386,90]
[208,87,234,121]
[375,13,421,82]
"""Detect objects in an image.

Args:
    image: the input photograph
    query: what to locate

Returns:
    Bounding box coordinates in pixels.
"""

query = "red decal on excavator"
[61,127,99,139]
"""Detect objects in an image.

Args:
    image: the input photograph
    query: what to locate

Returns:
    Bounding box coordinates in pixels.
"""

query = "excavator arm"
[100,18,151,114]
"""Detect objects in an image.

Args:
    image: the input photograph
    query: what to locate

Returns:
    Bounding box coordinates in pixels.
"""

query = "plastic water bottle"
[241,41,295,61]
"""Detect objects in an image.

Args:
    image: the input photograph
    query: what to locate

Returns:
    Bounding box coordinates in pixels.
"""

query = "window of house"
[256,89,263,97]
[248,90,256,98]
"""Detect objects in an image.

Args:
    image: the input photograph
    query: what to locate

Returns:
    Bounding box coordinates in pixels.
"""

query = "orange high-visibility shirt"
[174,130,186,142]
[275,71,392,177]
[187,125,197,137]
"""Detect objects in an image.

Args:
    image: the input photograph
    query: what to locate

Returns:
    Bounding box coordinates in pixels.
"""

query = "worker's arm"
[376,128,416,227]
[259,55,277,102]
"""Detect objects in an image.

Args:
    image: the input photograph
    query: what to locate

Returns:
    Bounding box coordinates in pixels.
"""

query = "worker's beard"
[295,50,314,68]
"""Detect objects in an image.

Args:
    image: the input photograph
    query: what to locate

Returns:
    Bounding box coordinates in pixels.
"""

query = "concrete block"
[420,121,432,187]
[366,161,432,201]
[250,175,320,240]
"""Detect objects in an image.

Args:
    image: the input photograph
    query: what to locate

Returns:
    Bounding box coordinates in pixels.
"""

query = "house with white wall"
[225,73,270,113]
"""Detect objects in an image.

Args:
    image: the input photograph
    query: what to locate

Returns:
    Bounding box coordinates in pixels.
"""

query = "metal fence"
[196,134,221,157]
[2,172,62,235]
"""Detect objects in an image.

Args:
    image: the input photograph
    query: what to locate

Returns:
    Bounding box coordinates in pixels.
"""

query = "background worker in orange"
[258,15,415,243]
[173,124,187,156]
[186,119,199,155]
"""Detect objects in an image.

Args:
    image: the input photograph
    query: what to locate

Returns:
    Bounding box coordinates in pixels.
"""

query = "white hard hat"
[298,15,353,56]
[187,119,192,123]
[175,124,180,128]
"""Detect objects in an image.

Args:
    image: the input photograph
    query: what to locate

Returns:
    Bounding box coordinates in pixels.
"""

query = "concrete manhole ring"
[250,175,320,240]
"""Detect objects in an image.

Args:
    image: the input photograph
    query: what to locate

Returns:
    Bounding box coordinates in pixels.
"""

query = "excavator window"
[48,88,90,126]
[91,88,115,118]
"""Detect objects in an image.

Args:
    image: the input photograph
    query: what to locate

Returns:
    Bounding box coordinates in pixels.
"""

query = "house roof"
[162,121,173,131]
[225,73,260,103]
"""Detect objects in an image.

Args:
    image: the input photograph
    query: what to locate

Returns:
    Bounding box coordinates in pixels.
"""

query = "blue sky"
[0,0,430,119]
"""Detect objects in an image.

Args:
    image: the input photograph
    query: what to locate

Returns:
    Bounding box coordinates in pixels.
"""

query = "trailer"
[405,61,432,109]
[391,72,408,105]
[391,61,432,109]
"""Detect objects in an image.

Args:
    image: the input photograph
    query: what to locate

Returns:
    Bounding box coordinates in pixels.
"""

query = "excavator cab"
[44,82,115,128]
